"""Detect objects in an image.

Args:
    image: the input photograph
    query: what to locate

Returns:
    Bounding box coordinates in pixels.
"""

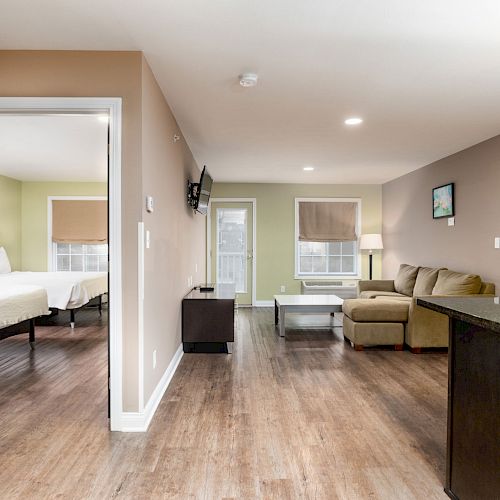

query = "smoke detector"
[239,73,258,87]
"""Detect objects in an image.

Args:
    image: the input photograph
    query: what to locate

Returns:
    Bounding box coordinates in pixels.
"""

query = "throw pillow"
[413,267,445,296]
[394,264,419,296]
[432,269,482,295]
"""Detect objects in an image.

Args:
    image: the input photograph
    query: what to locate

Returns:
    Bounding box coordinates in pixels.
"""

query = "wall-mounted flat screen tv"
[187,166,213,215]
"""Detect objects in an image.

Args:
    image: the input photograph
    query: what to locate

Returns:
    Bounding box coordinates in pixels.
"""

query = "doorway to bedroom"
[0,98,121,430]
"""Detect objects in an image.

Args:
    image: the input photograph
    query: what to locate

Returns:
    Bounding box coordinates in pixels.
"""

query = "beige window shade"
[52,200,107,244]
[299,201,357,242]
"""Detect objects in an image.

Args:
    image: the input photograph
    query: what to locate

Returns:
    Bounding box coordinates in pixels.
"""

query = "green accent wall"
[211,183,383,301]
[21,182,107,271]
[0,174,22,270]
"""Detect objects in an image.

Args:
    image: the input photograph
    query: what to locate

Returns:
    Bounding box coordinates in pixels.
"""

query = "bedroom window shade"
[298,201,357,242]
[52,200,107,244]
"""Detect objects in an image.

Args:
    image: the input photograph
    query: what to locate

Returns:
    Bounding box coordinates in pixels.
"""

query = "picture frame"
[433,183,454,219]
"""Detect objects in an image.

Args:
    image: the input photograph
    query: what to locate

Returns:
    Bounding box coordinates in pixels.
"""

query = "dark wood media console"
[182,284,235,353]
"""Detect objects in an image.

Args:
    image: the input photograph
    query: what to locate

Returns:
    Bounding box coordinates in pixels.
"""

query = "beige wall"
[211,183,382,301]
[141,58,205,403]
[383,134,500,291]
[0,174,22,270]
[21,182,107,271]
[0,51,205,414]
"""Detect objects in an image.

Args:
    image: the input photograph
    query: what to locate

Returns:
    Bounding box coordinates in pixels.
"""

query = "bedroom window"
[295,198,361,278]
[54,243,108,272]
[49,197,108,272]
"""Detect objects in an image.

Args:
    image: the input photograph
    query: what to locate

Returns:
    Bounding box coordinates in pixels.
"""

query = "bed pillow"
[0,247,12,274]
[394,264,419,296]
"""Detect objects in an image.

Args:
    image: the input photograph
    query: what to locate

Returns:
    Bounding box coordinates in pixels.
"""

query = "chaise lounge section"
[342,264,495,352]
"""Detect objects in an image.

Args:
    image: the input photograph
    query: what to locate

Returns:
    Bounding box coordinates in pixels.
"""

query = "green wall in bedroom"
[210,183,383,302]
[0,174,22,271]
[21,182,107,271]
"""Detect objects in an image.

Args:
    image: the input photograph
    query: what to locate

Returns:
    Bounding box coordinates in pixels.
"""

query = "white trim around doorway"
[207,198,257,307]
[0,97,123,431]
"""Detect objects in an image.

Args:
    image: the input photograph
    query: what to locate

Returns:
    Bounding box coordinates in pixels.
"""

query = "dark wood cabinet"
[418,297,500,500]
[182,284,235,351]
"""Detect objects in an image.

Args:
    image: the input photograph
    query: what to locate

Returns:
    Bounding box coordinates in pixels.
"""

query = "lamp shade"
[359,233,383,250]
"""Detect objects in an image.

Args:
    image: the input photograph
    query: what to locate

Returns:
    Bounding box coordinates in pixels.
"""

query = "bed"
[0,284,50,348]
[0,272,108,327]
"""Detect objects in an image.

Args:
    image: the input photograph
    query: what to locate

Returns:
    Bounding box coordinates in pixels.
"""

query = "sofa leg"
[394,344,403,351]
[410,347,423,354]
[354,344,364,351]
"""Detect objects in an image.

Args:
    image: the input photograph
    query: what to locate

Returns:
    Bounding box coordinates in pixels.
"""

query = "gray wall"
[383,134,500,291]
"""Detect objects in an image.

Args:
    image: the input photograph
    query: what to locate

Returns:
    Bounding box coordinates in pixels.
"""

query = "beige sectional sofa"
[342,264,495,352]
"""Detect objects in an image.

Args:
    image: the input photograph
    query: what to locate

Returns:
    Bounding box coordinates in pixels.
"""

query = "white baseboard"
[121,343,184,432]
[255,300,274,307]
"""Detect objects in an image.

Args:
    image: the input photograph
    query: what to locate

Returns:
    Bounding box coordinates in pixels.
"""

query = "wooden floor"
[0,308,448,499]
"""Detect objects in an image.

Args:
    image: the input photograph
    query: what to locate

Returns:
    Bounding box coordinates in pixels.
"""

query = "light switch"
[146,196,154,213]
[146,230,151,249]
[495,237,500,249]
[448,217,455,226]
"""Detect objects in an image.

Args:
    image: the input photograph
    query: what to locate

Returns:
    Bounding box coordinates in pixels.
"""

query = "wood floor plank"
[0,308,448,499]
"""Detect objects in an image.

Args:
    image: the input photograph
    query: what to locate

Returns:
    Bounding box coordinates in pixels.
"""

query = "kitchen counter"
[418,295,500,500]
[417,296,500,333]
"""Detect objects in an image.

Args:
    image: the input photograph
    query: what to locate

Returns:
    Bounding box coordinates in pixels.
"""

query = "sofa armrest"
[407,294,495,349]
[358,280,395,293]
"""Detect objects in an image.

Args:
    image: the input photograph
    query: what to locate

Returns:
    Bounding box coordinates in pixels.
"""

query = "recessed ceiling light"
[97,115,109,123]
[239,73,258,87]
[303,166,314,171]
[345,117,363,125]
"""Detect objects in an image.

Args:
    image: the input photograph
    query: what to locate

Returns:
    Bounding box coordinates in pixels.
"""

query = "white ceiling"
[1,1,500,184]
[0,115,108,182]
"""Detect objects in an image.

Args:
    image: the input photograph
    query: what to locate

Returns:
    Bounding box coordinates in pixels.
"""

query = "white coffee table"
[273,294,344,337]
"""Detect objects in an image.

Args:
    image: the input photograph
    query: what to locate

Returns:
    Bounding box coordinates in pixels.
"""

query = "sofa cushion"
[359,290,407,299]
[394,264,419,296]
[413,267,444,296]
[432,269,482,295]
[343,299,409,323]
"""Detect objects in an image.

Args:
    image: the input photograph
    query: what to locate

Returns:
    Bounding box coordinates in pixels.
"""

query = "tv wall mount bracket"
[187,180,200,209]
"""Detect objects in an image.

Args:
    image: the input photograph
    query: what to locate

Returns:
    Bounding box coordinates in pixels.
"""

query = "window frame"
[47,195,108,272]
[294,197,362,280]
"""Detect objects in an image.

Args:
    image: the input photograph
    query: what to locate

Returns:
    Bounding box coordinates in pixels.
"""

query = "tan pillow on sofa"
[394,264,419,296]
[432,269,482,295]
[413,267,445,296]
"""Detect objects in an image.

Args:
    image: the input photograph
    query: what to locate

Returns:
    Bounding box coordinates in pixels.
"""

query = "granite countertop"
[417,296,500,334]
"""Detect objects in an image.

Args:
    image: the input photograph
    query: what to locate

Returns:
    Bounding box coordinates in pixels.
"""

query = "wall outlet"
[495,237,500,249]
[146,230,151,249]
[187,276,193,287]
[153,350,157,369]
[195,263,198,273]
[280,285,286,293]
[448,217,455,226]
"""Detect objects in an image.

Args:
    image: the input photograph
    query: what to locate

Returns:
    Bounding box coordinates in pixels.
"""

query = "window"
[295,198,361,277]
[48,196,108,272]
[54,243,108,272]
[216,208,247,293]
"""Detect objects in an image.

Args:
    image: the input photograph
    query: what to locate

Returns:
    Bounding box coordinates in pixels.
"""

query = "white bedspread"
[0,284,50,328]
[0,272,108,310]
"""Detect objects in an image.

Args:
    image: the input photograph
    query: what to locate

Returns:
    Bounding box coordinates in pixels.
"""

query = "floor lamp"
[359,234,383,280]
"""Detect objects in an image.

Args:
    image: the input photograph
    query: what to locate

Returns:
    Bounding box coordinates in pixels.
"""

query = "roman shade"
[298,201,357,242]
[52,200,107,244]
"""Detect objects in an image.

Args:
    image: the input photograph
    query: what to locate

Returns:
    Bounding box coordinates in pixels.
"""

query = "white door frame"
[0,97,123,431]
[207,198,257,306]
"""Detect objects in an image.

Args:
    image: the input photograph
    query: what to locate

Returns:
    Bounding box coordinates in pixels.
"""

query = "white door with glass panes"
[210,202,253,305]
